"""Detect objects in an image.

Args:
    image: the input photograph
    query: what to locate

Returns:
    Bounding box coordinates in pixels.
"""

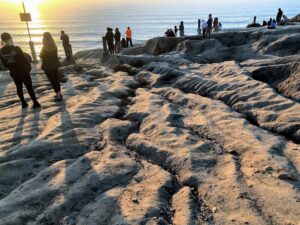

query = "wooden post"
[197,19,201,35]
[22,1,37,63]
[102,36,108,56]
[253,16,257,24]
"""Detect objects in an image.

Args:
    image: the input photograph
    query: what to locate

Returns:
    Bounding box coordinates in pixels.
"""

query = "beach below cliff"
[0,25,300,225]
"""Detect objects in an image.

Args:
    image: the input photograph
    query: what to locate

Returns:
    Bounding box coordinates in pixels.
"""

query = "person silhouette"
[0,32,41,108]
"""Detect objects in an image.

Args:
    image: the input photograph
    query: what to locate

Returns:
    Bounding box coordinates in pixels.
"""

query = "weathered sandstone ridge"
[0,25,300,225]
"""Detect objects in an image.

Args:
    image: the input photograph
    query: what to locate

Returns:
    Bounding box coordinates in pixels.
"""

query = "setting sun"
[0,0,46,19]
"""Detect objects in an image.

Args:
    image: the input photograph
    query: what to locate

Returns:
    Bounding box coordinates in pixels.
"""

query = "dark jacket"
[277,10,283,20]
[0,45,31,75]
[115,31,121,42]
[60,34,70,47]
[40,47,60,71]
[207,18,213,28]
[106,31,115,44]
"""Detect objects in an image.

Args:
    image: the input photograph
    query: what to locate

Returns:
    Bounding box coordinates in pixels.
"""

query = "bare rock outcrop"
[1,25,300,225]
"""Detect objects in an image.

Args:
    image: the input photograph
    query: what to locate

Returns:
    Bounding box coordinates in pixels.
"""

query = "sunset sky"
[0,0,299,17]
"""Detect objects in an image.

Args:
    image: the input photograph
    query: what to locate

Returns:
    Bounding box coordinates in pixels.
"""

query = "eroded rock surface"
[1,25,300,225]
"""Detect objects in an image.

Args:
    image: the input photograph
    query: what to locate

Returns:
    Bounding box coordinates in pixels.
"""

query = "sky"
[0,0,299,16]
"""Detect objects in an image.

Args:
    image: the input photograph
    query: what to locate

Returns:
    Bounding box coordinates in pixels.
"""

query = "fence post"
[197,19,201,35]
[253,16,257,24]
[102,36,108,56]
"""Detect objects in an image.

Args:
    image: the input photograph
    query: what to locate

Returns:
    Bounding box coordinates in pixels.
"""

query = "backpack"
[24,52,33,64]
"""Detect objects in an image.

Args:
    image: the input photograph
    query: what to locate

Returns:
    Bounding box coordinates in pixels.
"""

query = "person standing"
[106,28,115,54]
[276,8,283,23]
[40,32,63,102]
[125,27,133,47]
[114,28,121,53]
[179,21,184,37]
[201,20,207,39]
[60,31,71,61]
[206,14,213,39]
[0,33,41,108]
[174,26,178,36]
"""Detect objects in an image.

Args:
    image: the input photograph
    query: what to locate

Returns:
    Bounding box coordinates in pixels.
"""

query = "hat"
[1,33,12,41]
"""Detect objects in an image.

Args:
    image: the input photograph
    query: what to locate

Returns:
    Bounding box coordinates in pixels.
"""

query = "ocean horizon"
[0,4,299,56]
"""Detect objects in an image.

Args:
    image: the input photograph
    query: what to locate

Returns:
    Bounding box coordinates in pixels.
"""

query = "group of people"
[263,8,289,29]
[201,14,221,39]
[105,27,133,54]
[165,14,222,39]
[165,28,176,37]
[0,32,63,108]
[0,25,135,108]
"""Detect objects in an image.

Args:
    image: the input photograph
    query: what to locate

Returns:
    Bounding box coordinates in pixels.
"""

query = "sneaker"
[22,102,29,108]
[54,95,63,102]
[33,102,41,108]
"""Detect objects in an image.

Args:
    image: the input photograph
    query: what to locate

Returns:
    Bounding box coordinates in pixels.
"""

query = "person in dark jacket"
[174,26,178,36]
[60,31,71,60]
[0,33,40,108]
[179,21,184,37]
[106,28,115,54]
[276,8,283,23]
[206,14,213,39]
[121,38,127,49]
[40,32,63,102]
[114,28,121,53]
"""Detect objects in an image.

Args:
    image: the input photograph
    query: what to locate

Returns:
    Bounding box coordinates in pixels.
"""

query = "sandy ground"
[0,25,300,225]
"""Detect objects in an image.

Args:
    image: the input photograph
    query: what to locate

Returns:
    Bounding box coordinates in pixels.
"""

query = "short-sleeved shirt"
[126,29,132,39]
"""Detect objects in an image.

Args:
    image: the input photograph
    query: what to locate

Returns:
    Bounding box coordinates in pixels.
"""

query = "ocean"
[0,4,299,57]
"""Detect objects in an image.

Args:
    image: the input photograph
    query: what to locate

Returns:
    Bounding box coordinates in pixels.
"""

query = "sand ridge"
[0,26,300,224]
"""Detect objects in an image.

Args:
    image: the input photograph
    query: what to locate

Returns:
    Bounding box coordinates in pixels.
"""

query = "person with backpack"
[40,32,63,102]
[0,33,41,108]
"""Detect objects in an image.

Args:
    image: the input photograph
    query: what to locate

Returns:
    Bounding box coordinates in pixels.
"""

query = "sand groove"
[1,26,300,224]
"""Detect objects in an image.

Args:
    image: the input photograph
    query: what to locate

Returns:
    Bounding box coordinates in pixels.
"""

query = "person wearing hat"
[0,32,41,108]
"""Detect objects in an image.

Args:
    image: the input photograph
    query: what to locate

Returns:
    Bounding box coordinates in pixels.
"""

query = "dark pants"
[44,69,61,93]
[11,73,38,104]
[202,28,206,38]
[126,38,133,47]
[107,41,114,54]
[63,45,71,60]
[206,27,212,39]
